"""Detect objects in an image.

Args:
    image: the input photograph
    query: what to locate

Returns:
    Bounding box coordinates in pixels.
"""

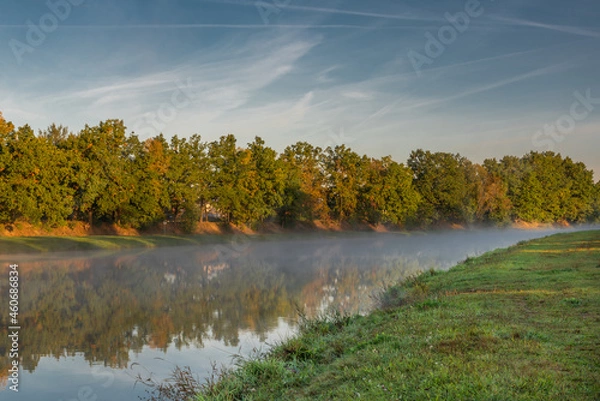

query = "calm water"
[0,229,577,400]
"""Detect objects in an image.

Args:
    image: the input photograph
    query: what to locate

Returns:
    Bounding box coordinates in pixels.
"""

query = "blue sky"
[1,0,599,176]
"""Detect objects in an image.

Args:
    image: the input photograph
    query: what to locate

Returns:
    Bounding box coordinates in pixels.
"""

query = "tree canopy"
[0,112,598,230]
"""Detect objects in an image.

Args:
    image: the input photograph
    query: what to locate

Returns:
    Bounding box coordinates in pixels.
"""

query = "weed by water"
[372,268,436,310]
[135,365,202,401]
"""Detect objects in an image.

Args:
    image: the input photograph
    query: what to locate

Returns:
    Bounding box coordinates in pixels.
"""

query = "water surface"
[0,229,577,400]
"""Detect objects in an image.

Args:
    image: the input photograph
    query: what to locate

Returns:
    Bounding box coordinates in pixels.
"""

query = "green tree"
[278,142,328,226]
[523,152,566,222]
[0,124,73,225]
[207,134,250,224]
[0,112,14,135]
[561,157,595,222]
[246,137,285,224]
[0,112,16,223]
[167,134,209,231]
[120,135,171,228]
[592,181,600,222]
[476,164,512,224]
[323,145,364,222]
[358,156,420,225]
[39,123,69,147]
[488,152,596,223]
[65,120,134,225]
[408,149,477,225]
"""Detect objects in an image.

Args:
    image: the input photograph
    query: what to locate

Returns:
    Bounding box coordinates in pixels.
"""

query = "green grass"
[0,231,408,255]
[196,230,600,400]
[0,234,237,254]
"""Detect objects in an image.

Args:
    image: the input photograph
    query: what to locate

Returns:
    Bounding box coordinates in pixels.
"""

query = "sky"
[0,0,599,177]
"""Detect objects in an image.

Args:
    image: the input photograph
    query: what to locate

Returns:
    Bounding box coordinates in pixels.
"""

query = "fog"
[0,226,596,400]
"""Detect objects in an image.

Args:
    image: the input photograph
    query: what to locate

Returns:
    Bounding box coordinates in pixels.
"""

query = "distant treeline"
[0,113,599,231]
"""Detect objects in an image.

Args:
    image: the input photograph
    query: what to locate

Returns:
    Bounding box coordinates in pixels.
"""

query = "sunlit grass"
[0,235,224,254]
[0,230,416,255]
[194,230,600,400]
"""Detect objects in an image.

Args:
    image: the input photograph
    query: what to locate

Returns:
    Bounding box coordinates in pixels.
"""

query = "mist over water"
[0,227,594,400]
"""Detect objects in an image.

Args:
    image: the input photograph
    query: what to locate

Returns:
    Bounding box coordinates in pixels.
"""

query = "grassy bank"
[0,231,389,254]
[0,234,241,254]
[194,230,600,400]
[0,230,416,255]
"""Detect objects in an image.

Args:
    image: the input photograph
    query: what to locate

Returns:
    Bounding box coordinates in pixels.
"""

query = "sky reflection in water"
[0,229,580,400]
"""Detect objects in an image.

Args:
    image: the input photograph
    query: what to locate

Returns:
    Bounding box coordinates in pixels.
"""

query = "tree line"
[0,113,598,231]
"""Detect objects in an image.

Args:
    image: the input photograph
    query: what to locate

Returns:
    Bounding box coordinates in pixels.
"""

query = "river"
[0,228,581,400]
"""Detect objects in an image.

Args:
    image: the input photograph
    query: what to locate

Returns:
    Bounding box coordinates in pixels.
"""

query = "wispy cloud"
[353,99,406,132]
[195,0,439,22]
[417,47,557,76]
[316,65,340,83]
[258,3,438,22]
[6,31,321,135]
[491,16,600,38]
[342,91,373,100]
[398,62,573,112]
[0,23,422,29]
[57,73,178,101]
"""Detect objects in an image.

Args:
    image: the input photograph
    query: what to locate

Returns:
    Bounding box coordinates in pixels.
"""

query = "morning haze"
[0,0,599,400]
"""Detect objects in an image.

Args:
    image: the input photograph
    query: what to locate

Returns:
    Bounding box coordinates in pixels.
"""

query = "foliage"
[593,181,600,222]
[485,152,597,223]
[278,142,329,226]
[0,124,74,225]
[322,145,365,222]
[408,149,480,225]
[0,111,597,229]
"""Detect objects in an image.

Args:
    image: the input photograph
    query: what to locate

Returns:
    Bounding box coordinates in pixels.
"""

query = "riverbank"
[0,219,571,238]
[0,220,585,255]
[194,230,600,400]
[0,234,221,254]
[0,230,397,255]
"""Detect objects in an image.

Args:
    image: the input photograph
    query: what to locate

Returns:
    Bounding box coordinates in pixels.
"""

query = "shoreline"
[0,225,595,255]
[0,218,578,237]
[188,230,600,400]
[0,221,593,255]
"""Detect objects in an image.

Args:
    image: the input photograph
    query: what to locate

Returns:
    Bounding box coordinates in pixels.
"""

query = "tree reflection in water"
[0,236,431,382]
[2,229,556,385]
